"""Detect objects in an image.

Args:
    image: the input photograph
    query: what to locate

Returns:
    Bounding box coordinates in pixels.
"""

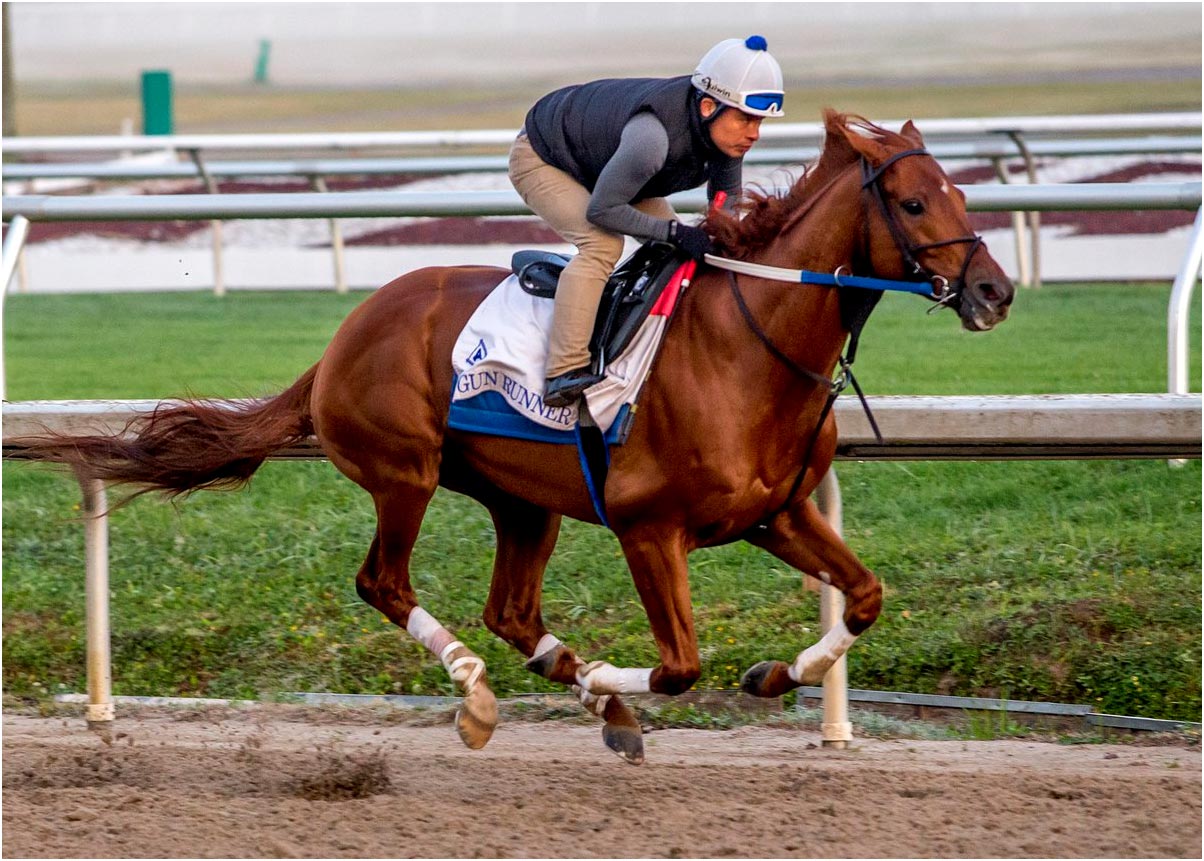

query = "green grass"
[3,284,1201,720]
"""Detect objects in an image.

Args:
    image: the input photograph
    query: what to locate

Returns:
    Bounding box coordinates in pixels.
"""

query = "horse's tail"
[17,363,320,504]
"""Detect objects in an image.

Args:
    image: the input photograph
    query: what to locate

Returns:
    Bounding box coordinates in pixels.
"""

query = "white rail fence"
[5,137,1199,181]
[3,137,1199,292]
[3,181,1201,402]
[5,112,1199,291]
[5,394,1199,737]
[4,112,1199,156]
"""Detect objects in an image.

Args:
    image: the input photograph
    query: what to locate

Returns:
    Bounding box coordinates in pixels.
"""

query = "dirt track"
[3,705,1199,859]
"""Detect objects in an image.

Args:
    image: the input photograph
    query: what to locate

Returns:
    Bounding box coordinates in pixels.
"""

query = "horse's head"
[825,111,1015,331]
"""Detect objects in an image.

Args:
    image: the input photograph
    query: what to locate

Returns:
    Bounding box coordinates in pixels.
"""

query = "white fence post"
[1169,206,1202,396]
[310,175,348,293]
[186,149,225,297]
[1,214,32,401]
[76,470,115,727]
[814,468,853,748]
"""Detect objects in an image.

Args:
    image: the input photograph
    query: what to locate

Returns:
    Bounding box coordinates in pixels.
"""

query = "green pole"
[140,70,173,135]
[253,39,271,85]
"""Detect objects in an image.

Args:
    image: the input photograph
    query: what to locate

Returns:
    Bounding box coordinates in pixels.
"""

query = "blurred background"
[4,1,1201,135]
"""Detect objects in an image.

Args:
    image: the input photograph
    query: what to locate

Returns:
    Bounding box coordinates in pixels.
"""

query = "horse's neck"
[690,168,865,395]
[759,164,865,274]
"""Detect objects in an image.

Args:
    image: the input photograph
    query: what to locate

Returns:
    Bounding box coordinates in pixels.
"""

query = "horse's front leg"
[569,526,701,696]
[740,493,883,697]
[478,495,645,764]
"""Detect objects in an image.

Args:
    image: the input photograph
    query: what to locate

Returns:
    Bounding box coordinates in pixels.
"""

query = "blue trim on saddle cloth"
[448,389,628,446]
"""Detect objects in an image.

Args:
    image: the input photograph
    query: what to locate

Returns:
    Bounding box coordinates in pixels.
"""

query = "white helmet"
[691,35,785,118]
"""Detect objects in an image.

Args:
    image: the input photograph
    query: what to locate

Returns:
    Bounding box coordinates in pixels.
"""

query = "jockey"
[510,35,786,407]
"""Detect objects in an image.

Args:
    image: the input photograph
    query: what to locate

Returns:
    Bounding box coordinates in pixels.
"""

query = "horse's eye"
[901,199,925,215]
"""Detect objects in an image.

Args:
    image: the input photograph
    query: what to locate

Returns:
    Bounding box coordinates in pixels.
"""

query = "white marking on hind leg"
[532,633,563,660]
[572,685,613,717]
[406,606,455,655]
[406,606,485,690]
[576,660,653,695]
[787,620,858,685]
[440,640,486,689]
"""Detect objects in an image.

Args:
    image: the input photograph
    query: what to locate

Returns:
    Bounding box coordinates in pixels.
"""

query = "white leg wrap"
[406,606,455,656]
[440,640,486,691]
[532,633,563,660]
[788,621,858,685]
[571,684,612,718]
[576,660,653,695]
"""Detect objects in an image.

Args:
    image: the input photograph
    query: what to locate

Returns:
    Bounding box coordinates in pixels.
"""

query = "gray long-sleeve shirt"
[585,112,741,241]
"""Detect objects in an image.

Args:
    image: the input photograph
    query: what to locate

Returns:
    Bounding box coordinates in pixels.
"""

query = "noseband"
[860,148,983,307]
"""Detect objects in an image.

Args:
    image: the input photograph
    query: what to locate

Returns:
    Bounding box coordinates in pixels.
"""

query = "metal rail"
[4,394,1200,735]
[3,111,1198,155]
[4,181,1200,220]
[3,136,1199,181]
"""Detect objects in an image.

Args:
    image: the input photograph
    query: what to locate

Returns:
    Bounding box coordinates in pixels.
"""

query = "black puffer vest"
[524,75,719,200]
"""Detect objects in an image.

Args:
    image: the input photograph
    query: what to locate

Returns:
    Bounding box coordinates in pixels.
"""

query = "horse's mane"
[704,110,910,259]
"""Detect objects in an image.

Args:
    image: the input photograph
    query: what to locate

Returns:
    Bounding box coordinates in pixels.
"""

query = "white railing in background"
[3,136,1199,181]
[6,181,1199,219]
[3,112,1199,156]
[4,124,1199,293]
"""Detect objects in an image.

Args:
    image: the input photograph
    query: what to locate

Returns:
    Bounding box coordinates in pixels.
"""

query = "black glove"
[668,221,712,261]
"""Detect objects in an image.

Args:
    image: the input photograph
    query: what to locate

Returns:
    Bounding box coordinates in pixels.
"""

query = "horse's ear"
[826,112,891,165]
[900,119,924,147]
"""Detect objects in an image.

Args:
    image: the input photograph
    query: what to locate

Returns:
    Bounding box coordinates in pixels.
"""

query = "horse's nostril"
[977,282,1002,304]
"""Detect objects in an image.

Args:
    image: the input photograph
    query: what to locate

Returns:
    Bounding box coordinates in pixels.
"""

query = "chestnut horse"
[20,111,1013,764]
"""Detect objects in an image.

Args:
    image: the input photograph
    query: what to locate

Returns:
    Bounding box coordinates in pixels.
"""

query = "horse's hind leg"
[480,497,645,764]
[356,485,498,749]
[740,494,883,697]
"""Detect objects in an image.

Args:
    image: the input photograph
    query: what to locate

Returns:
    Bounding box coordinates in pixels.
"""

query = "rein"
[722,147,984,525]
[703,255,940,296]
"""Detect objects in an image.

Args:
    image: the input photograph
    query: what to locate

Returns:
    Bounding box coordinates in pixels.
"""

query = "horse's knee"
[845,575,882,636]
[651,661,701,696]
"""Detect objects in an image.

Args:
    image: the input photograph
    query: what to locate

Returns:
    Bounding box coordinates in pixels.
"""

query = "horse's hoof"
[602,722,645,765]
[740,660,799,698]
[601,695,644,765]
[455,684,498,750]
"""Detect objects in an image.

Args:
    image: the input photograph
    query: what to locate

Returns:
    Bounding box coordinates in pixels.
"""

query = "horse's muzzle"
[955,263,1015,332]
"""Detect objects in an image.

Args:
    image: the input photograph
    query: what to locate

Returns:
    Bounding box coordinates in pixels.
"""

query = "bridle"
[735,146,986,527]
[859,148,984,309]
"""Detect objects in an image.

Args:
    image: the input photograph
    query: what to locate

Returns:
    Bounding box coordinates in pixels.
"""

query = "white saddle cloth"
[449,270,687,441]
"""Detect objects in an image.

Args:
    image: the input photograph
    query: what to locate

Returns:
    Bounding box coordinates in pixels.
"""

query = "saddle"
[511,240,688,372]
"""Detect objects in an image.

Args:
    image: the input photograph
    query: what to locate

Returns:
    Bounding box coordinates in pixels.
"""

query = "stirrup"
[544,367,605,407]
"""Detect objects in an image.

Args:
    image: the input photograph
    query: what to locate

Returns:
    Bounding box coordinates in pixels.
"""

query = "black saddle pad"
[512,240,687,370]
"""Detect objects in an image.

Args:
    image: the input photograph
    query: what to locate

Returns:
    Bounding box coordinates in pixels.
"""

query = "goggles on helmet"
[741,91,785,114]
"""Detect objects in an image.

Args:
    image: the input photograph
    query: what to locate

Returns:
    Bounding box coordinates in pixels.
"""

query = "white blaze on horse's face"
[940,181,950,196]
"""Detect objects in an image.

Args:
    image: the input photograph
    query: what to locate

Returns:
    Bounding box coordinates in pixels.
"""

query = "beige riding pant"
[508,134,676,377]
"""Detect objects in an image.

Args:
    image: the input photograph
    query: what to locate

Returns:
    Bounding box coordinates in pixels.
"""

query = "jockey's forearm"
[586,113,674,242]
